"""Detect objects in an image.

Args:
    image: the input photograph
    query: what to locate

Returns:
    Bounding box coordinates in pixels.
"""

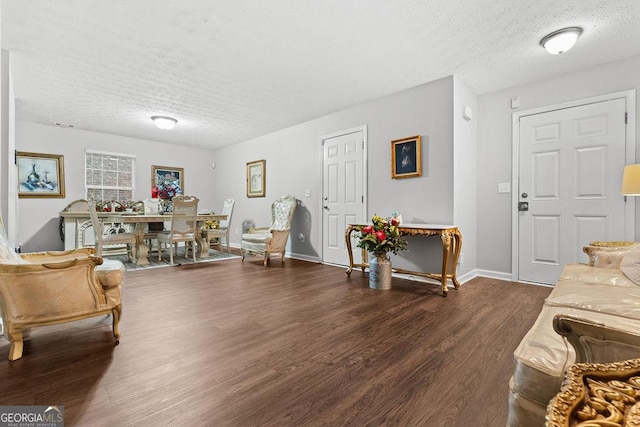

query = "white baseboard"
[475,269,513,282]
[287,252,321,263]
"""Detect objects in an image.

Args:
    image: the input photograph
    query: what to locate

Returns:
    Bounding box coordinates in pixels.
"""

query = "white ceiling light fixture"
[151,115,178,130]
[540,27,583,55]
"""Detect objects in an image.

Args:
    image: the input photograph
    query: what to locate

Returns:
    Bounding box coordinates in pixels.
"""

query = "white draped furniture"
[508,243,640,426]
[241,195,296,266]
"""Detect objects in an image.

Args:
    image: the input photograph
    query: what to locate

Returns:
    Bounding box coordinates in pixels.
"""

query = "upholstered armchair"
[0,247,124,361]
[241,195,297,266]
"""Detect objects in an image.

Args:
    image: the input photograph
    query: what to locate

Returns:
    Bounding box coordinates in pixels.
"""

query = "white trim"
[84,148,136,158]
[288,252,321,263]
[511,89,636,282]
[319,125,368,263]
[476,269,513,282]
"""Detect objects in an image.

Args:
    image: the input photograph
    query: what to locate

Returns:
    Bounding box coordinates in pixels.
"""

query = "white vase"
[369,251,392,290]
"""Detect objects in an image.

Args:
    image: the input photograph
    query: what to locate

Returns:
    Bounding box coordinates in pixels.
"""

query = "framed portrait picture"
[17,151,65,198]
[152,165,184,199]
[391,135,422,179]
[246,159,266,198]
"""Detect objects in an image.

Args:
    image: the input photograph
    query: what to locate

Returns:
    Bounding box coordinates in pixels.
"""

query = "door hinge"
[14,149,17,165]
[361,195,364,203]
[625,112,628,124]
[361,140,364,149]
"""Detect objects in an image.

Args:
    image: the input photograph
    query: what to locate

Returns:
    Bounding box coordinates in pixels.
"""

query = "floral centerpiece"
[203,219,219,230]
[357,213,407,255]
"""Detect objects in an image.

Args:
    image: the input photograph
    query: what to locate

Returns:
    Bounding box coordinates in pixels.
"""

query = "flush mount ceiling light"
[151,115,178,130]
[540,27,583,54]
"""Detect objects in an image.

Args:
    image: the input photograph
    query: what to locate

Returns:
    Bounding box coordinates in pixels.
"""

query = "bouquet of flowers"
[156,174,183,199]
[357,214,407,254]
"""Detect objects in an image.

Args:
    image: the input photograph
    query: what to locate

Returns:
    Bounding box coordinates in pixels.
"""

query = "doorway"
[321,126,367,266]
[513,91,635,284]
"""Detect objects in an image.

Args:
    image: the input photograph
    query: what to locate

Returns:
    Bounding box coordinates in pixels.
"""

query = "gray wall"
[15,121,216,252]
[477,54,640,275]
[211,76,467,273]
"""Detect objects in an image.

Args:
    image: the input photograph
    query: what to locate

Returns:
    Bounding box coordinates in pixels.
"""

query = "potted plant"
[357,214,407,289]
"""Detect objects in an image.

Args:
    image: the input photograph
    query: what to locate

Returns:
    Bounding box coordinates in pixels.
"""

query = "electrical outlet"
[498,183,511,193]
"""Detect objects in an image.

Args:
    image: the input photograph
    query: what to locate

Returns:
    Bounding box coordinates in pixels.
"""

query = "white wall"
[15,122,216,252]
[477,54,640,275]
[211,76,458,272]
[453,77,478,276]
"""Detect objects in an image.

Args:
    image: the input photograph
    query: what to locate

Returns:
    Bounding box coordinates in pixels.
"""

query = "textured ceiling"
[2,1,640,150]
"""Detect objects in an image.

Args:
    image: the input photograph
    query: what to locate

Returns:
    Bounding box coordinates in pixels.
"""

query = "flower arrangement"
[203,219,219,230]
[357,213,407,254]
[156,174,182,199]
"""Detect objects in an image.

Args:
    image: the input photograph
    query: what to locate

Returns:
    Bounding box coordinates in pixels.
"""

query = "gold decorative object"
[345,223,462,297]
[546,358,640,426]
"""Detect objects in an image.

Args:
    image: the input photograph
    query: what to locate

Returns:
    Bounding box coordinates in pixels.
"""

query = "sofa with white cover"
[507,244,640,426]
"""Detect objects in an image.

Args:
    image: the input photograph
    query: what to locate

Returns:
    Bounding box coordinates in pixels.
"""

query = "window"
[85,150,135,201]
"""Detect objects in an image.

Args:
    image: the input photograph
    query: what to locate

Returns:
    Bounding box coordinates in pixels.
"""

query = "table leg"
[134,223,150,266]
[196,232,209,258]
[440,231,452,296]
[345,225,355,275]
[450,230,462,289]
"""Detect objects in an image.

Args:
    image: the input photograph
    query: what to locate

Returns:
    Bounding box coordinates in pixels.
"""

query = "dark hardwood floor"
[0,255,551,426]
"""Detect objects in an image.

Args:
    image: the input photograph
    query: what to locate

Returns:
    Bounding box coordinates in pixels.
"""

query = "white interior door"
[322,128,366,266]
[518,98,627,284]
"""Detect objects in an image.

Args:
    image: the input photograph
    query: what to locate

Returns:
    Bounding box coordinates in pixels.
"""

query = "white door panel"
[518,98,627,284]
[322,129,366,266]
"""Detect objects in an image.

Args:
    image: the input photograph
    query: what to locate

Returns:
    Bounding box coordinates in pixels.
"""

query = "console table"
[345,223,462,296]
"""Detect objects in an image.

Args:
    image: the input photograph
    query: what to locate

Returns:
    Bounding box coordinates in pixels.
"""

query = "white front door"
[518,98,628,284]
[322,128,366,266]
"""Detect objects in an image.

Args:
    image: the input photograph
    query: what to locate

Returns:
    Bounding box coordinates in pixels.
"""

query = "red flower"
[391,218,399,226]
[375,230,386,241]
[362,225,373,234]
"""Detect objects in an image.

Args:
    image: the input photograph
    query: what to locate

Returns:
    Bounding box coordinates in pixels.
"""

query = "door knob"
[323,205,329,210]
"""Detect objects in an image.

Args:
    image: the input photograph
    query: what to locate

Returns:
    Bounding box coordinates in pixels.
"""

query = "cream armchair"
[241,195,297,266]
[0,247,124,361]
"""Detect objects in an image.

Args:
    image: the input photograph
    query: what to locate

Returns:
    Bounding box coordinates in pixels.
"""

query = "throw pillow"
[620,245,640,285]
[0,233,28,264]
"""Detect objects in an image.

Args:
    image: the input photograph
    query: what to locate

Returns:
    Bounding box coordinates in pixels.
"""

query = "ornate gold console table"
[547,358,640,426]
[345,223,462,296]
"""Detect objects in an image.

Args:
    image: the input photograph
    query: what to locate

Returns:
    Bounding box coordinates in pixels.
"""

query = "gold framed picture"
[246,159,266,198]
[152,165,184,199]
[391,135,422,179]
[17,151,65,198]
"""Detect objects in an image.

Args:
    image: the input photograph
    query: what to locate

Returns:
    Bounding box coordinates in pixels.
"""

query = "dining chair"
[157,195,199,265]
[204,198,235,252]
[143,198,164,254]
[87,199,137,263]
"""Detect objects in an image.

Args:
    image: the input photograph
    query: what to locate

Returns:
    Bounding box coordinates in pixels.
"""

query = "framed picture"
[152,165,184,199]
[391,135,422,179]
[246,159,266,198]
[17,151,65,198]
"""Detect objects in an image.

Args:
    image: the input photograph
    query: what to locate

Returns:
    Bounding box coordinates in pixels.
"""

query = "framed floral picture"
[246,160,266,198]
[17,151,65,198]
[152,165,184,199]
[391,135,422,179]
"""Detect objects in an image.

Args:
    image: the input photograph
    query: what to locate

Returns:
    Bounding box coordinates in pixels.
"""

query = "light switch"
[498,183,511,193]
[304,189,311,198]
[511,97,520,109]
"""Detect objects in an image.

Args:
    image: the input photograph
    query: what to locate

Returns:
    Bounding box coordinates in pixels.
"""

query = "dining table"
[59,210,227,266]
